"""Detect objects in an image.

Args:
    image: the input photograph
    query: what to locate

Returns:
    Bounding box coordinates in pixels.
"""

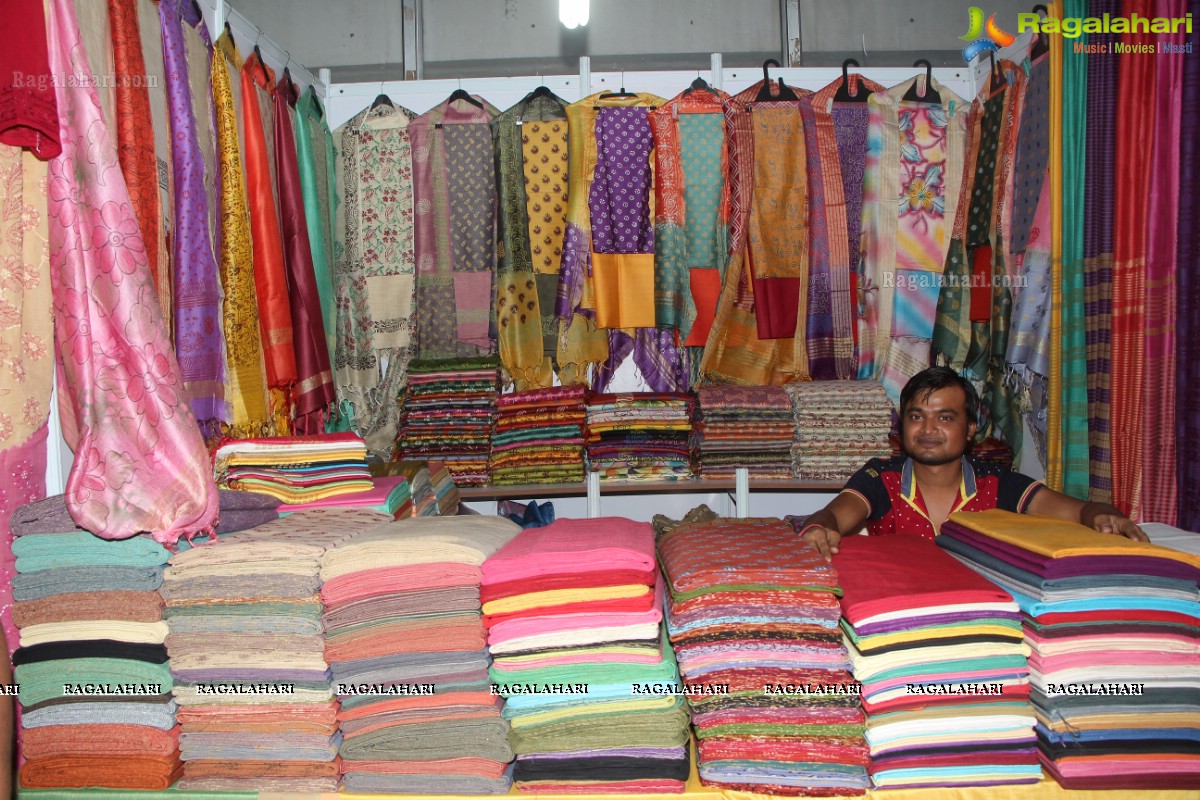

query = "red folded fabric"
[871,749,1039,774]
[484,592,656,628]
[480,568,658,604]
[20,755,183,789]
[833,535,1014,625]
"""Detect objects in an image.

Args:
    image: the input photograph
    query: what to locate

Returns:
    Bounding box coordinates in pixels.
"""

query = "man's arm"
[1025,486,1148,541]
[800,491,871,561]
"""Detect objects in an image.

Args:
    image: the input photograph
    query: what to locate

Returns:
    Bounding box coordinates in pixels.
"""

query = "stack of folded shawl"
[834,533,1040,790]
[320,516,521,792]
[162,508,392,791]
[278,476,413,519]
[658,517,869,795]
[692,386,794,479]
[9,497,181,789]
[490,386,587,485]
[483,518,692,792]
[784,381,892,481]
[394,357,501,486]
[430,461,462,515]
[586,393,694,481]
[938,510,1200,790]
[213,432,373,504]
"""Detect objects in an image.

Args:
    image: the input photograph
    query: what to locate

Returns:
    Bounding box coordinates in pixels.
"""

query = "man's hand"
[1090,513,1148,542]
[801,524,843,562]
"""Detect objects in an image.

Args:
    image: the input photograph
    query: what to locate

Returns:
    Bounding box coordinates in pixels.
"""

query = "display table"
[18,774,1199,800]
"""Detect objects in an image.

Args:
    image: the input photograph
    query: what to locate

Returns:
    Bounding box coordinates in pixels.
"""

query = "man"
[801,367,1147,560]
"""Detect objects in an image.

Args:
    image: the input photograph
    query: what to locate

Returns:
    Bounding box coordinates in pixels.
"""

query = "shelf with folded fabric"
[458,476,844,499]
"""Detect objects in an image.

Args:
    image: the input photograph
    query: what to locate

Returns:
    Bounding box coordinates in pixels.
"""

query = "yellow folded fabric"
[948,509,1200,568]
[19,620,170,647]
[483,584,651,616]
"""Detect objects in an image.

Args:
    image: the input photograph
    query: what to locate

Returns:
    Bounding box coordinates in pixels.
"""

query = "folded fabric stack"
[658,517,869,795]
[491,386,587,485]
[395,357,501,486]
[320,516,521,792]
[834,533,1039,790]
[586,393,694,481]
[938,510,1200,790]
[429,461,461,516]
[213,432,373,504]
[162,508,392,791]
[483,518,691,793]
[692,386,793,479]
[784,381,892,481]
[278,476,413,519]
[10,510,180,790]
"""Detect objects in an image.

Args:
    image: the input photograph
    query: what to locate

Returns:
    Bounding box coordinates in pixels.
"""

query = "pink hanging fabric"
[46,0,217,546]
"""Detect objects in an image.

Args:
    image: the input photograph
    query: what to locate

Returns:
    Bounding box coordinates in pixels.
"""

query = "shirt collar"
[901,456,979,508]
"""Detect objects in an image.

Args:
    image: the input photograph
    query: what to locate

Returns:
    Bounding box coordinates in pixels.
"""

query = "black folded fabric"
[13,641,169,666]
[514,755,690,782]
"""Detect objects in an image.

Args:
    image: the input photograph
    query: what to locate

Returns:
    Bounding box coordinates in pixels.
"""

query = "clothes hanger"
[448,80,484,109]
[1030,4,1050,59]
[370,81,393,111]
[832,58,869,103]
[902,59,942,104]
[684,73,715,96]
[756,58,799,102]
[599,70,638,99]
[984,50,1006,93]
[308,85,324,119]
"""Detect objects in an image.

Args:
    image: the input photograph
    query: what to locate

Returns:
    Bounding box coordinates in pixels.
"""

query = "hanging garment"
[1011,51,1050,257]
[1141,0,1185,524]
[0,0,59,158]
[274,77,334,433]
[556,91,664,388]
[650,85,731,355]
[46,0,218,544]
[211,33,270,437]
[410,94,500,360]
[136,0,173,334]
[107,0,160,294]
[296,89,337,368]
[242,53,295,433]
[802,74,885,379]
[493,89,571,389]
[73,0,118,133]
[333,100,418,456]
[159,0,226,435]
[1006,180,1052,468]
[859,74,969,405]
[180,0,220,258]
[1110,0,1157,518]
[1178,0,1200,530]
[700,80,809,386]
[1082,4,1118,505]
[0,143,54,655]
[1057,0,1090,500]
[1046,3,1065,491]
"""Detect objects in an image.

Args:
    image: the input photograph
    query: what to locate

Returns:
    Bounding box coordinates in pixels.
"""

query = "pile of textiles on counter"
[429,461,462,515]
[692,386,794,479]
[371,460,462,516]
[483,518,691,792]
[784,381,892,481]
[938,510,1200,790]
[278,476,413,519]
[586,393,694,481]
[490,386,587,485]
[394,357,501,486]
[213,432,373,504]
[320,516,521,792]
[658,517,869,796]
[162,508,392,791]
[9,503,179,789]
[834,534,1039,790]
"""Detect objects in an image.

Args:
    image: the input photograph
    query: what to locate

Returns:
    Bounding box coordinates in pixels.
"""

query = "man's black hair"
[899,366,979,428]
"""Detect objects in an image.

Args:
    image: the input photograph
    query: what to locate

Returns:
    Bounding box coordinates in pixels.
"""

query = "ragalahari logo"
[959,7,1016,63]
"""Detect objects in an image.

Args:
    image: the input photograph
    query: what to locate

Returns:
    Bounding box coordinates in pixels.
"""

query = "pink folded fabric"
[322,563,481,606]
[486,575,664,645]
[481,517,655,584]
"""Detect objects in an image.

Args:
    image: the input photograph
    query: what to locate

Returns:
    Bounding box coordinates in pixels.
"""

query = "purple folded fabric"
[852,609,1023,636]
[13,491,278,536]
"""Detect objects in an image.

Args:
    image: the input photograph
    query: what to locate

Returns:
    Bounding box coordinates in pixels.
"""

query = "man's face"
[901,385,977,466]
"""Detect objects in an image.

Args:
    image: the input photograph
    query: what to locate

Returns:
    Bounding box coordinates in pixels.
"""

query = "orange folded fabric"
[21,724,179,759]
[20,755,183,789]
[13,591,165,627]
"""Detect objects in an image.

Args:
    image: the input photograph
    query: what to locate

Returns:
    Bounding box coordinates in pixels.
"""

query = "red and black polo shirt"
[840,455,1045,539]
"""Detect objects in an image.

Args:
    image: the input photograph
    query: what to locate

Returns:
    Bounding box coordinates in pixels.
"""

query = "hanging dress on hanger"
[410,93,500,360]
[296,90,337,369]
[493,89,571,389]
[333,100,419,456]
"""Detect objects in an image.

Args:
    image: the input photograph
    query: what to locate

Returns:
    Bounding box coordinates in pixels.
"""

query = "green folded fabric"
[16,657,173,707]
[508,701,690,753]
[14,533,170,572]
